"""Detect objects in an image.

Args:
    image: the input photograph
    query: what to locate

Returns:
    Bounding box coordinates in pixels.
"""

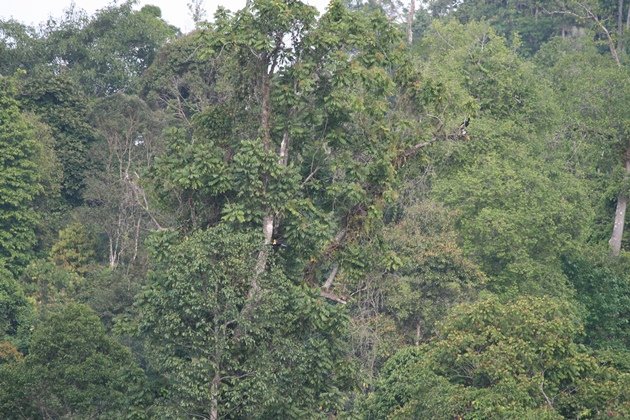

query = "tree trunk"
[260,70,272,151]
[609,153,630,256]
[407,0,415,45]
[322,263,339,290]
[210,372,220,420]
[617,0,623,52]
[279,130,289,166]
[253,214,274,279]
[579,3,621,65]
[576,2,628,255]
[251,65,274,293]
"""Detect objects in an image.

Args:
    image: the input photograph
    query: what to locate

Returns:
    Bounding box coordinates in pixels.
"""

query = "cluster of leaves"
[0,78,43,274]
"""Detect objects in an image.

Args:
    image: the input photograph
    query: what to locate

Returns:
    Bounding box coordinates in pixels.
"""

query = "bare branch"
[320,289,347,304]
[301,166,320,187]
[401,137,440,159]
[132,171,165,230]
[539,372,554,409]
[322,263,339,290]
[543,3,621,66]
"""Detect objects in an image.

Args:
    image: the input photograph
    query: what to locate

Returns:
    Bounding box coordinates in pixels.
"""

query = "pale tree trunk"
[605,9,626,255]
[609,153,630,256]
[210,372,220,420]
[109,237,117,268]
[253,215,274,280]
[579,2,622,65]
[322,263,339,290]
[252,66,291,284]
[260,71,272,150]
[279,130,289,166]
[251,132,289,284]
[407,0,415,45]
[575,2,630,256]
[251,68,274,293]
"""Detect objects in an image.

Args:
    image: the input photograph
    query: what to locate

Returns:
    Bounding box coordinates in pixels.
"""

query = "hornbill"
[459,117,470,137]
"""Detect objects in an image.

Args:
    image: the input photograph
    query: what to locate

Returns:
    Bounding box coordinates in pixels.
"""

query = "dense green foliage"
[0,79,42,274]
[364,295,630,418]
[135,227,353,417]
[0,303,147,418]
[0,0,628,418]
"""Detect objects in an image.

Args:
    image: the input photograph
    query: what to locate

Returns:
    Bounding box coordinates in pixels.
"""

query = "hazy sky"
[0,0,332,33]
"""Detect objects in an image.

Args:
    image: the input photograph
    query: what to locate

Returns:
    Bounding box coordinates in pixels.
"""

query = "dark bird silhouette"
[459,117,470,138]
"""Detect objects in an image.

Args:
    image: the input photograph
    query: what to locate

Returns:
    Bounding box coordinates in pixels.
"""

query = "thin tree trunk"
[609,153,630,256]
[252,64,274,286]
[132,217,141,263]
[617,0,623,52]
[260,70,272,151]
[579,2,621,65]
[605,3,627,255]
[279,130,289,166]
[407,0,415,45]
[253,214,274,278]
[109,237,115,268]
[210,372,220,420]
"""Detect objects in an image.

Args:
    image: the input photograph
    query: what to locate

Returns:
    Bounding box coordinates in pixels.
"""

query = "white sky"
[0,0,332,33]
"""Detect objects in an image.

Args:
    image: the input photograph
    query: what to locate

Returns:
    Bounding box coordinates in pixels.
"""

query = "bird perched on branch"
[459,117,471,140]
[271,238,287,249]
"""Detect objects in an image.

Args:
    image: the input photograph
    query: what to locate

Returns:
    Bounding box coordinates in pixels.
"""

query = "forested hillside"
[1,0,629,418]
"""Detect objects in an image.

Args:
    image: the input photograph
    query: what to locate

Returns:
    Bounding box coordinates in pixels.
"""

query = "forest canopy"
[0,0,629,418]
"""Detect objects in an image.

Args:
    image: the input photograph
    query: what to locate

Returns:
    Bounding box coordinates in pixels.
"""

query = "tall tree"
[134,226,353,418]
[536,34,630,255]
[87,93,165,268]
[41,1,177,95]
[20,71,95,206]
[0,77,43,273]
[363,295,630,418]
[0,303,147,418]
[140,0,474,414]
[427,0,580,55]
[176,0,469,293]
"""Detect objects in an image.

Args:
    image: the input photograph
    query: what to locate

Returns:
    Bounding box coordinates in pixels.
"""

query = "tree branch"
[320,289,347,304]
[401,137,440,159]
[543,3,621,66]
[301,166,320,187]
[322,263,339,290]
